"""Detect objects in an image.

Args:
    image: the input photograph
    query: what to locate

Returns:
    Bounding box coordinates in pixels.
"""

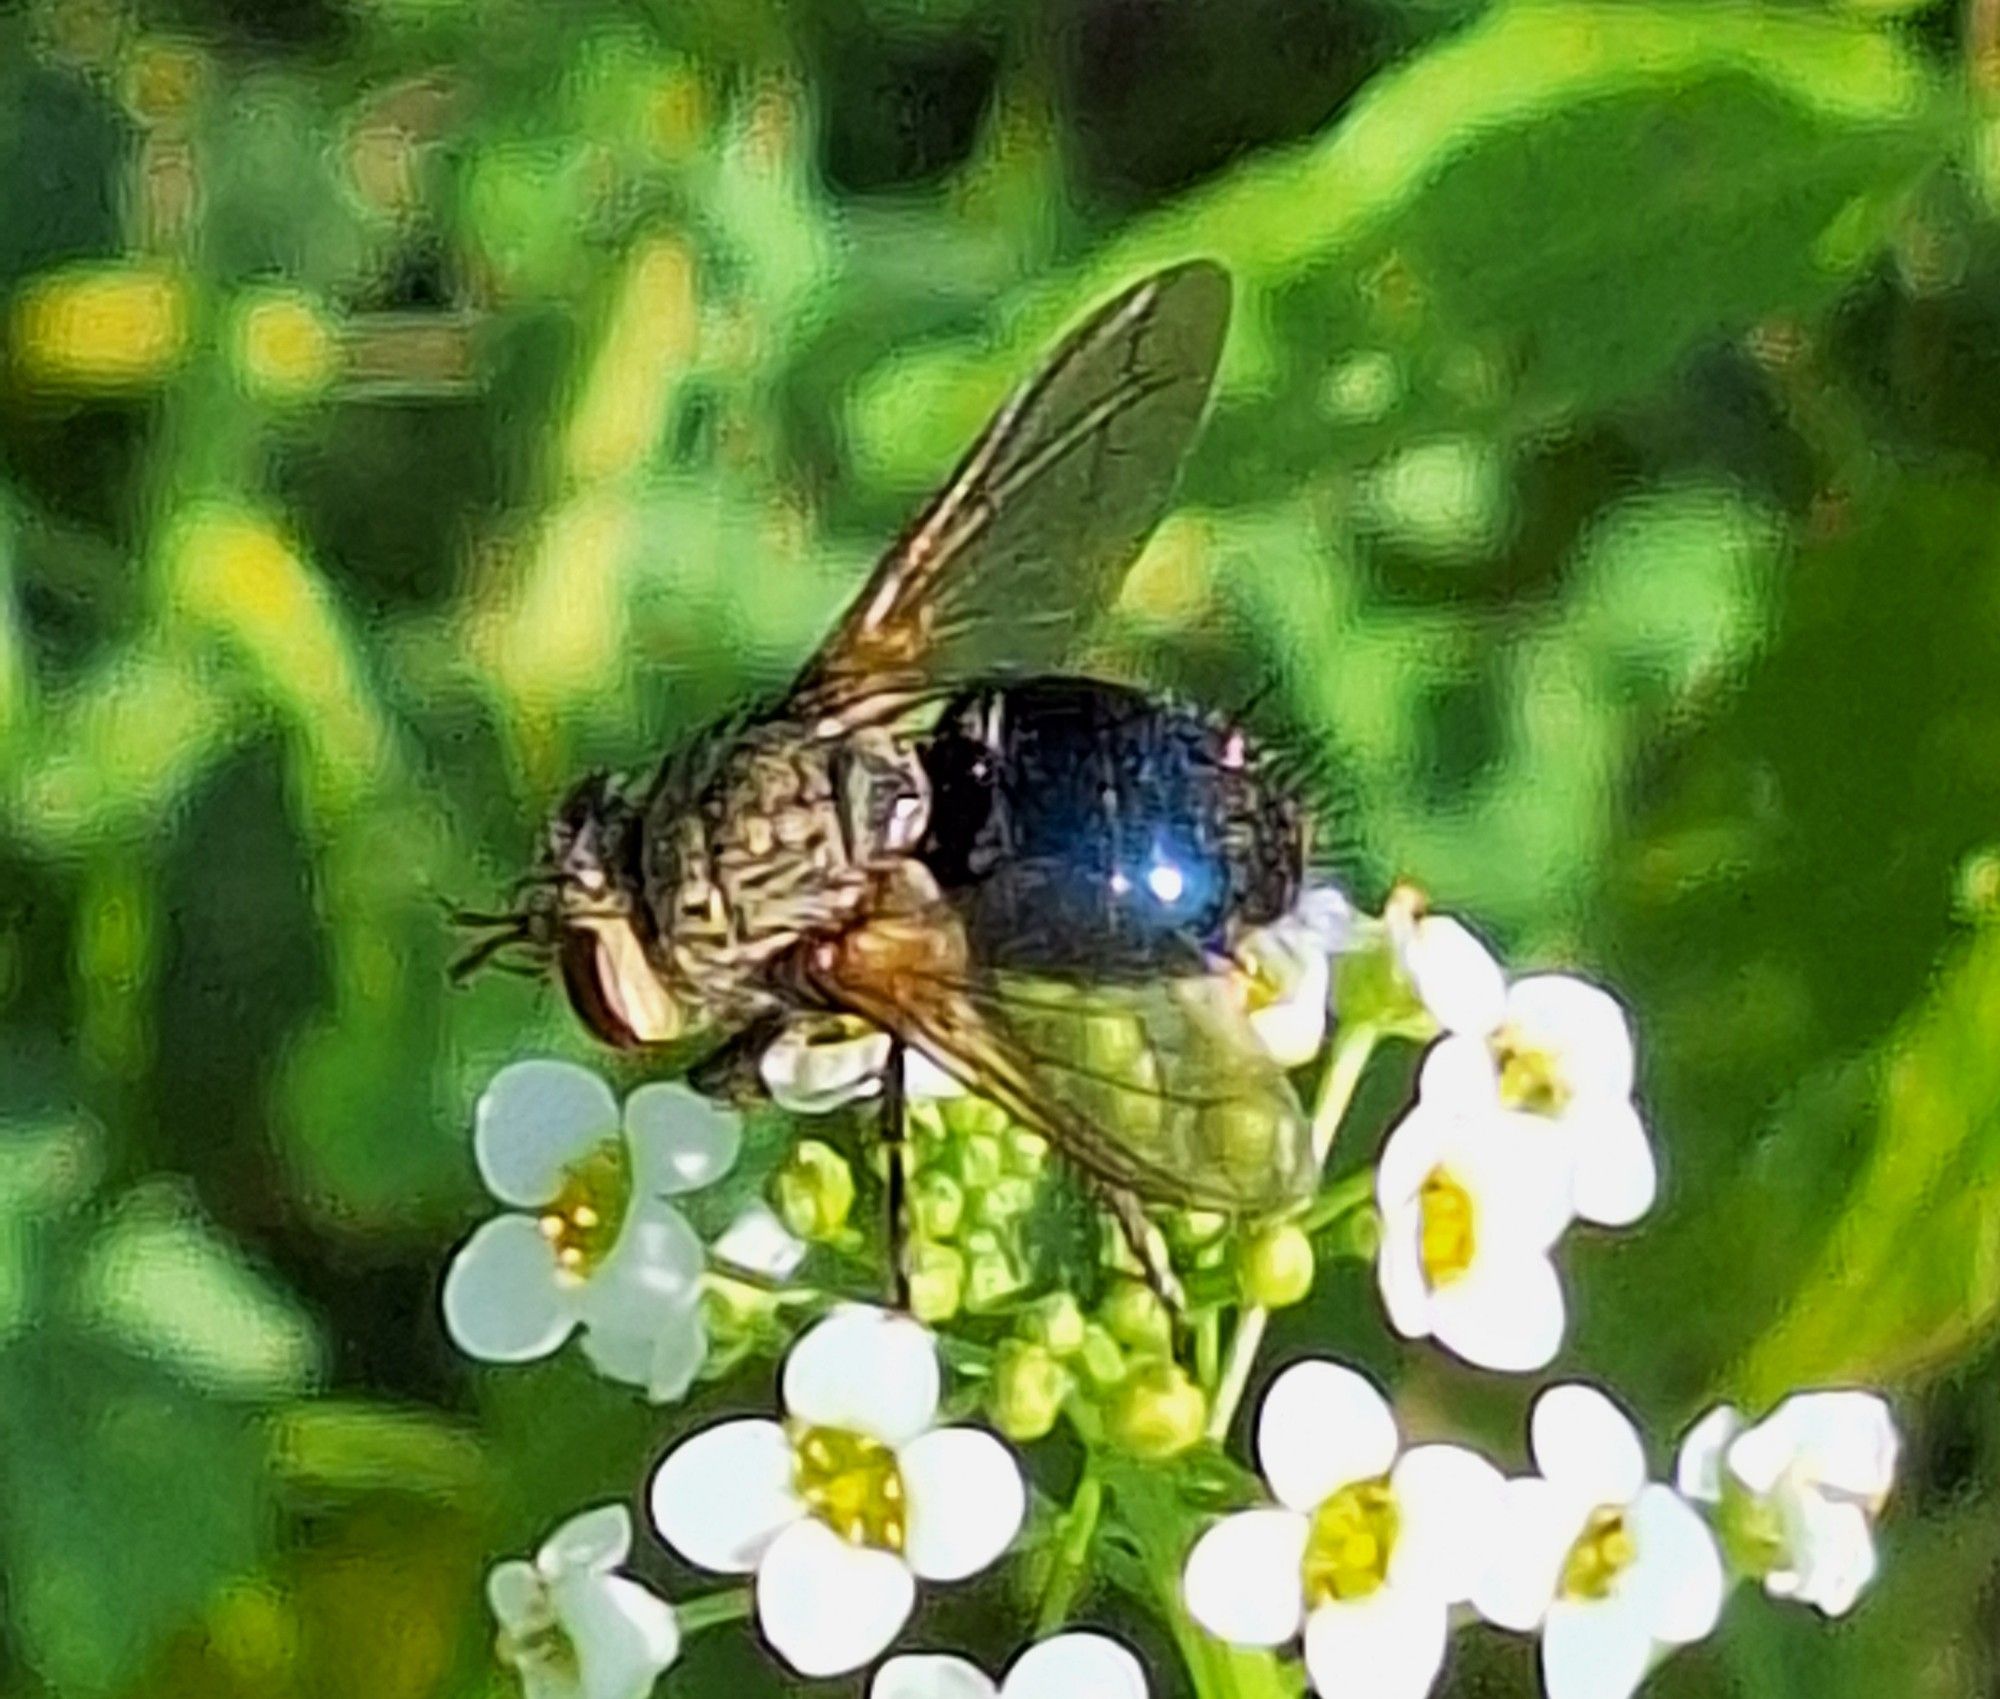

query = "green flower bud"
[1340,1204,1383,1262]
[965,1246,1025,1313]
[1003,1127,1051,1175]
[1100,1279,1173,1355]
[912,1170,965,1241]
[1238,1222,1316,1308]
[907,1242,965,1325]
[942,1096,1010,1141]
[1109,1361,1207,1460]
[774,1140,854,1242]
[972,1175,1038,1228]
[1076,1323,1127,1393]
[960,1132,1006,1189]
[1170,1209,1229,1252]
[1024,1292,1087,1358]
[990,1339,1069,1442]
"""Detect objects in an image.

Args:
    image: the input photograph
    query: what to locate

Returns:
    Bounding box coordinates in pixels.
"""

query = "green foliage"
[0,0,1997,1693]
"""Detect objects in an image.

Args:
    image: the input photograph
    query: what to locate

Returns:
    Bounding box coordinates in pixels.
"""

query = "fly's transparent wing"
[810,908,1314,1212]
[789,262,1232,718]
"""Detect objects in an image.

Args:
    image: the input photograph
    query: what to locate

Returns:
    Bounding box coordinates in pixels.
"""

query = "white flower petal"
[1531,1384,1648,1505]
[899,1427,1026,1582]
[557,1572,682,1699]
[783,1306,940,1446]
[540,1504,632,1575]
[441,1215,577,1362]
[1506,975,1634,1101]
[712,1201,810,1281]
[1375,1203,1433,1344]
[487,1557,544,1632]
[1777,1494,1876,1617]
[1429,1248,1566,1374]
[756,1517,916,1678]
[1003,1633,1148,1699]
[1452,1114,1574,1255]
[624,1082,741,1196]
[1417,1037,1500,1111]
[1182,1508,1309,1647]
[1674,1405,1743,1504]
[1389,1444,1506,1603]
[1569,1100,1656,1228]
[1624,1484,1724,1645]
[1376,1103,1454,1216]
[1469,1476,1580,1632]
[873,1653,998,1699]
[1301,1588,1445,1699]
[1239,923,1331,1068]
[905,1048,968,1100]
[1738,1391,1899,1503]
[475,1060,620,1206]
[1294,883,1355,957]
[1541,1596,1653,1699]
[578,1301,706,1403]
[761,1022,891,1113]
[1403,916,1506,1036]
[1258,1359,1400,1512]
[574,1201,704,1331]
[649,1418,800,1573]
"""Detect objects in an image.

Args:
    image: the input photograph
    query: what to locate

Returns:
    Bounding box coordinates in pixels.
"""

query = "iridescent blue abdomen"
[919,677,1302,977]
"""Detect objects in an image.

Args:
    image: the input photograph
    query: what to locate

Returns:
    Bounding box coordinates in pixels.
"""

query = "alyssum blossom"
[487,1504,679,1699]
[1374,1095,1572,1372]
[650,1305,1026,1677]
[1394,910,1657,1229]
[442,1060,741,1400]
[1473,1383,1724,1699]
[874,1632,1149,1699]
[1678,1389,1898,1617]
[1183,1359,1504,1699]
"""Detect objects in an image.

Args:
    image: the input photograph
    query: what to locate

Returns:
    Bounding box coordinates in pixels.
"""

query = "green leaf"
[0,1335,268,1695]
[73,1182,322,1400]
[849,0,1941,490]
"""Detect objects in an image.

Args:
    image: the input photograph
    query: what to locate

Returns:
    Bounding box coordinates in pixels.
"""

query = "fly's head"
[452,772,686,1049]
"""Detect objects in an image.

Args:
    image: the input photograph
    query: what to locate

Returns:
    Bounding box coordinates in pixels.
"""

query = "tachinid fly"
[461,261,1318,1270]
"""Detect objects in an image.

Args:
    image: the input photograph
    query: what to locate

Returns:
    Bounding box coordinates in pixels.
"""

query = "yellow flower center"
[1418,1166,1477,1287]
[1301,1476,1400,1604]
[1494,1028,1570,1115]
[1560,1505,1638,1600]
[538,1139,632,1278]
[793,1425,907,1552]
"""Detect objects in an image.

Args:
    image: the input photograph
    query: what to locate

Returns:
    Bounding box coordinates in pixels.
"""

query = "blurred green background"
[1,0,1997,1692]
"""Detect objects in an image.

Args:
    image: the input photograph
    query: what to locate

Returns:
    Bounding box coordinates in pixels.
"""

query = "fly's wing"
[788,261,1232,720]
[810,909,1316,1212]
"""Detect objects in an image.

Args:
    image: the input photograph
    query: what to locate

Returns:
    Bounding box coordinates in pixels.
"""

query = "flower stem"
[1033,1464,1104,1635]
[1204,1022,1381,1443]
[674,1587,752,1634]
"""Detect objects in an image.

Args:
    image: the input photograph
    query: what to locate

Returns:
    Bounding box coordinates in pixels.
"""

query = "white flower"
[650,1305,1026,1678]
[761,1016,966,1113]
[874,1632,1147,1699]
[487,1504,679,1699]
[1399,916,1655,1229]
[712,1200,810,1282]
[1375,1099,1572,1372]
[442,1060,739,1401]
[1677,1390,1897,1617]
[1233,916,1333,1068]
[1182,1359,1504,1699]
[1473,1384,1725,1699]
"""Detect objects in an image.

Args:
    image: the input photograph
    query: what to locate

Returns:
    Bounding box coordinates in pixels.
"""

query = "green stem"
[673,1588,752,1634]
[1204,1023,1381,1442]
[1033,1465,1104,1635]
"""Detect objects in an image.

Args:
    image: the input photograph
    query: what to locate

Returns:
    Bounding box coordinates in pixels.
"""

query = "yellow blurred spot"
[1118,515,1212,624]
[235,290,337,402]
[646,61,710,160]
[123,37,205,124]
[564,236,698,486]
[12,265,188,392]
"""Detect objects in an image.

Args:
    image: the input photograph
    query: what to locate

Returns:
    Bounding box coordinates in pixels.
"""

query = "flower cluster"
[442,889,1902,1699]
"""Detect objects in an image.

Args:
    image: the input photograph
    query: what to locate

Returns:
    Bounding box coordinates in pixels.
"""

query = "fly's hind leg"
[1099,1183,1185,1314]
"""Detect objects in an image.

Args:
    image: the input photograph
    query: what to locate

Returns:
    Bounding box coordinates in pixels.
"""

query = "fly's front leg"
[1099,1182,1185,1314]
[883,1037,911,1310]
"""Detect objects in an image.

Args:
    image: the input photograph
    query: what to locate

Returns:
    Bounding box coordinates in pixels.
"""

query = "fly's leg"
[1100,1183,1185,1313]
[883,1037,911,1310]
